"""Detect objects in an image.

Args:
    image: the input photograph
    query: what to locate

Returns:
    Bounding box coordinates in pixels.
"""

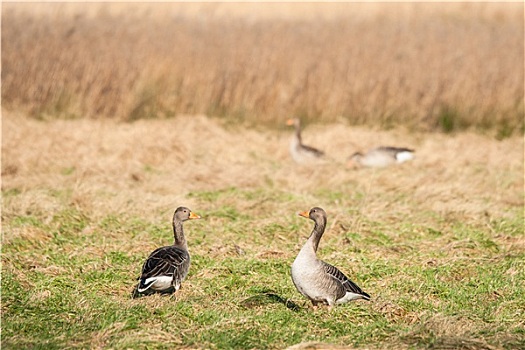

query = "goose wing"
[373,146,414,164]
[138,246,189,291]
[301,144,325,157]
[376,146,414,155]
[322,262,370,299]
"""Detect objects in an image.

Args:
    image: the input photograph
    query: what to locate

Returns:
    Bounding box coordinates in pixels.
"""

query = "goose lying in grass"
[291,207,370,308]
[348,146,415,168]
[133,206,200,298]
[286,118,325,164]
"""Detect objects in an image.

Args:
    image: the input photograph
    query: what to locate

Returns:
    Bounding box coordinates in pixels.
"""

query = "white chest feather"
[291,249,326,299]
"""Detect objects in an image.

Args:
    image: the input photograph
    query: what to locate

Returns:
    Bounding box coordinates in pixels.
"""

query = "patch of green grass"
[188,187,240,202]
[61,166,75,176]
[3,187,524,349]
[10,214,47,229]
[488,213,525,237]
[51,208,90,235]
[2,187,22,197]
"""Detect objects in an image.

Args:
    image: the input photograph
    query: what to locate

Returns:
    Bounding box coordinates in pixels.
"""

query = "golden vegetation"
[2,3,523,134]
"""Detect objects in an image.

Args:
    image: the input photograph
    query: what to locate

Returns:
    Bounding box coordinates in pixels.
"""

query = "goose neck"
[308,219,326,252]
[172,220,187,249]
[293,124,302,143]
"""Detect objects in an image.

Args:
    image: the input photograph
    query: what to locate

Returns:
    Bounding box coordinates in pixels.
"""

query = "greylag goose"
[348,146,415,168]
[286,118,325,163]
[291,207,370,307]
[133,206,200,297]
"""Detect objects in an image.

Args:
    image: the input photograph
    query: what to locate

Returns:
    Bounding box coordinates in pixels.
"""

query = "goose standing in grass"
[291,207,370,308]
[348,146,415,168]
[133,206,200,298]
[286,118,325,164]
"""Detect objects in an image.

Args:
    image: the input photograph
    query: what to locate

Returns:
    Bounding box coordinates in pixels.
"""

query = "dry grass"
[2,3,523,134]
[2,110,522,228]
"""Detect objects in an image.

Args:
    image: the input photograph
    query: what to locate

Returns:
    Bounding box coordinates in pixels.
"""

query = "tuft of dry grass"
[2,3,523,134]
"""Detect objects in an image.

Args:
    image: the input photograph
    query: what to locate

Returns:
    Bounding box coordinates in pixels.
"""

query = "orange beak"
[286,119,294,126]
[189,212,201,219]
[298,211,309,218]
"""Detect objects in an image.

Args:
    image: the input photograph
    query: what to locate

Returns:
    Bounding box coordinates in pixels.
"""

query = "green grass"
[2,184,524,349]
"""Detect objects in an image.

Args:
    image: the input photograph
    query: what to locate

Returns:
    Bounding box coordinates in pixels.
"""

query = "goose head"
[347,152,363,168]
[286,118,301,129]
[173,206,201,222]
[298,207,327,223]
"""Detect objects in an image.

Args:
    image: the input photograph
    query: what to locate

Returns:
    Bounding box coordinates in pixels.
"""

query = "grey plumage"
[348,146,415,168]
[286,118,325,163]
[291,207,370,307]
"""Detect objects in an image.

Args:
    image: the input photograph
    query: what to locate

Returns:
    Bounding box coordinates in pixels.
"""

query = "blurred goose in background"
[133,206,200,298]
[286,118,325,164]
[291,207,370,308]
[348,146,415,168]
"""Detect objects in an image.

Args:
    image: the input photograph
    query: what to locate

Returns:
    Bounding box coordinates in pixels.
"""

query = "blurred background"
[2,2,523,136]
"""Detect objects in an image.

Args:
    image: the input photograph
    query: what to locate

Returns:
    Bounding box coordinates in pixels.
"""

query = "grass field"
[2,110,524,349]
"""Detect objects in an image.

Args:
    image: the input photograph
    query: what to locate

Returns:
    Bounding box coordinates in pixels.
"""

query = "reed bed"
[2,3,523,135]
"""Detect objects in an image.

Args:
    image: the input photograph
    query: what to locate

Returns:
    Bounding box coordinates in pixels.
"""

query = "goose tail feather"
[137,278,154,293]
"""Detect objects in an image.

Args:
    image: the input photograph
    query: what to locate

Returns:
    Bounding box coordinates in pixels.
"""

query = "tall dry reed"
[2,3,523,134]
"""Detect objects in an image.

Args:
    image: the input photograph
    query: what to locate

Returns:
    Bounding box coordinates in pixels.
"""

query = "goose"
[348,146,415,168]
[291,207,370,308]
[286,118,325,163]
[133,206,200,298]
